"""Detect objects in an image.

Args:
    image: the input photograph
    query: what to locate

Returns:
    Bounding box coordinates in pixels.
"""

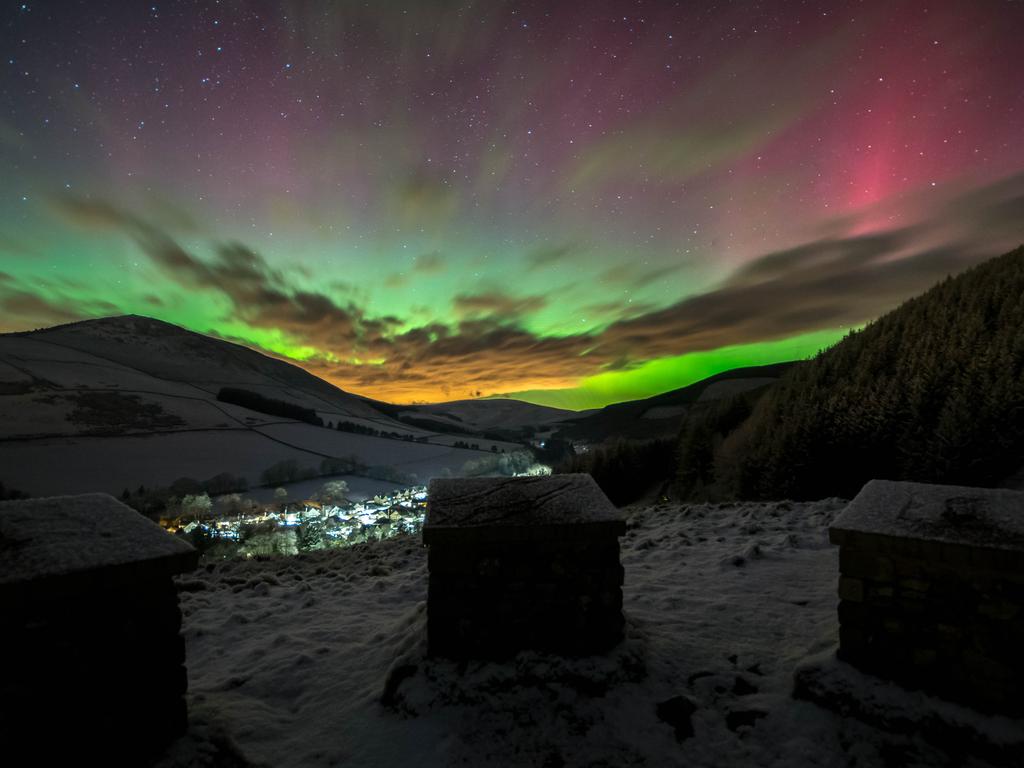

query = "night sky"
[2,1,1024,408]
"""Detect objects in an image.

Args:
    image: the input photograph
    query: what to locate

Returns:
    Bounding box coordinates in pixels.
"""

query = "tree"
[296,519,325,551]
[717,245,1024,500]
[274,487,288,503]
[217,493,244,516]
[0,482,28,501]
[181,492,212,519]
[262,459,300,485]
[318,480,349,505]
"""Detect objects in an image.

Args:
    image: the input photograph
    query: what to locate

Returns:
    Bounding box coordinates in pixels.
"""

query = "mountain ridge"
[0,315,526,497]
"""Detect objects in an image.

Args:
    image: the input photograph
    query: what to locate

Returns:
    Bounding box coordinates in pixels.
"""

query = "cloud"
[567,33,846,190]
[453,291,547,320]
[0,234,49,260]
[571,117,798,190]
[350,229,980,401]
[592,239,973,360]
[384,251,445,289]
[54,197,401,351]
[582,173,1024,362]
[0,283,118,332]
[390,170,458,227]
[328,280,362,299]
[49,172,1024,402]
[0,291,84,328]
[599,263,683,289]
[581,299,657,321]
[304,320,594,401]
[0,118,27,151]
[413,251,445,273]
[526,243,584,271]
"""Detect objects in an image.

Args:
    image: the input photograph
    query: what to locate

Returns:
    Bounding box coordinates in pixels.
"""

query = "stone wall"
[0,493,198,763]
[830,480,1024,716]
[424,474,625,658]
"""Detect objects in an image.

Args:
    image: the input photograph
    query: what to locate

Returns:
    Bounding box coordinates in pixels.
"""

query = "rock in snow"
[156,498,1024,767]
[655,695,698,742]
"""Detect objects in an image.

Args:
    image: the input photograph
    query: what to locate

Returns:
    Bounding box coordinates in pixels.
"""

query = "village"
[160,485,430,558]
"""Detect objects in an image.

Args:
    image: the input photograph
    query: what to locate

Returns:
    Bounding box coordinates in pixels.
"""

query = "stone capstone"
[0,493,198,763]
[423,474,625,658]
[829,479,1024,717]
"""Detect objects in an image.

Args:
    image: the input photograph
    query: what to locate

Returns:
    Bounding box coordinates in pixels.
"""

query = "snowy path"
[160,499,1021,767]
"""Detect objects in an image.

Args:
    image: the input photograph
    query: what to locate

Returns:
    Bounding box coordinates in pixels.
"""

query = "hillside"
[13,315,386,419]
[705,245,1024,500]
[395,398,581,434]
[1,314,818,500]
[553,363,794,443]
[0,316,523,498]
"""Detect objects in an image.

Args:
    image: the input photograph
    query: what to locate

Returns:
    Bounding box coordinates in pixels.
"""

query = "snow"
[0,493,195,584]
[0,428,490,498]
[425,474,620,529]
[0,323,527,497]
[794,651,1024,759]
[0,431,328,496]
[401,398,581,431]
[832,479,1024,551]
[159,498,1024,767]
[254,422,489,470]
[309,414,523,453]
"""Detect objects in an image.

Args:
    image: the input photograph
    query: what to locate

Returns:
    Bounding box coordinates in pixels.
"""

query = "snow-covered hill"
[398,397,583,432]
[158,500,1023,767]
[0,316,522,496]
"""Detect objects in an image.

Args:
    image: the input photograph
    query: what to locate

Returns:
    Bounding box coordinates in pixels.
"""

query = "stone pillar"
[423,474,625,659]
[830,479,1024,716]
[0,493,199,763]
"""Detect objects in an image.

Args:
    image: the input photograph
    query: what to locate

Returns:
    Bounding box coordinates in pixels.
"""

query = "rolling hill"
[0,315,527,498]
[394,398,582,434]
[552,362,795,442]
[564,246,1024,505]
[671,244,1024,501]
[0,314,815,502]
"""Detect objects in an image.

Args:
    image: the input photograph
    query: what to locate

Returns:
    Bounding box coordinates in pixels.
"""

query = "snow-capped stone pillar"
[0,493,198,762]
[423,474,626,658]
[829,479,1024,716]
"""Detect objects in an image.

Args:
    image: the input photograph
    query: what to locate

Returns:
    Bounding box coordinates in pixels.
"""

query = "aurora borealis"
[2,2,1024,408]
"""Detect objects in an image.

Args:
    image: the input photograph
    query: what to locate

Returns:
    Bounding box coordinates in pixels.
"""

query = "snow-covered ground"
[0,320,525,497]
[159,499,1024,767]
[399,398,583,431]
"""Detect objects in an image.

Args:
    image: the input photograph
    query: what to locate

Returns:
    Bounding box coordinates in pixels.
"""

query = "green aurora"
[3,2,1024,408]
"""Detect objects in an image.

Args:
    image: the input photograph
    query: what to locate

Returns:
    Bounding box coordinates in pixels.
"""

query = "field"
[0,318,533,497]
[159,498,1021,767]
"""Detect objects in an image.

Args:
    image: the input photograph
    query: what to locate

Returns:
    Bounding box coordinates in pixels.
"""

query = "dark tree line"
[0,481,28,500]
[561,245,1024,504]
[217,387,324,426]
[261,455,367,486]
[558,438,677,506]
[675,391,761,498]
[336,420,429,442]
[119,472,249,519]
[718,245,1024,500]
